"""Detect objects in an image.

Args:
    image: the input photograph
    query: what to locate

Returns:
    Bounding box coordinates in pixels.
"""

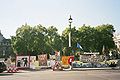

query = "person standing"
[24,58,28,67]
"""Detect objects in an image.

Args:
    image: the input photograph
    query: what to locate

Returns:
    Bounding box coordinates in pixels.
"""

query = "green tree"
[46,26,62,54]
[11,24,46,55]
[62,26,78,55]
[78,25,98,52]
[95,24,115,55]
[11,24,32,55]
[29,25,46,55]
[11,23,116,57]
[77,24,115,55]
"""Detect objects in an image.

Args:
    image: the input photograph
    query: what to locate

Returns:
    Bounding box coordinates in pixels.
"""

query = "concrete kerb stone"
[15,66,120,72]
[72,67,120,71]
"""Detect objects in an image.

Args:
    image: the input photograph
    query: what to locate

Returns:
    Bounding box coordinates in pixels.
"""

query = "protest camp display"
[55,51,61,61]
[62,56,74,65]
[38,54,47,66]
[49,55,56,60]
[30,56,36,69]
[49,51,61,68]
[16,56,30,68]
[80,52,104,63]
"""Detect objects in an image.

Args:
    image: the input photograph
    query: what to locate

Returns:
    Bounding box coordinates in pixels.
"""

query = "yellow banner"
[62,56,70,65]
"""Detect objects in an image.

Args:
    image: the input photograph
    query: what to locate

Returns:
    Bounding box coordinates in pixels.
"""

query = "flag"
[77,43,83,50]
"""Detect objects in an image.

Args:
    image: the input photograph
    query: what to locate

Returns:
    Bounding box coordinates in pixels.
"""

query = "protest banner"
[38,54,47,66]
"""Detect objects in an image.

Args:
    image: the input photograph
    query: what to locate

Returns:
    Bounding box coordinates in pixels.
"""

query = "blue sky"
[0,0,120,38]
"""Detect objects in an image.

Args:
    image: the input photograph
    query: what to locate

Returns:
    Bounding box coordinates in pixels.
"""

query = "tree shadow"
[0,73,13,76]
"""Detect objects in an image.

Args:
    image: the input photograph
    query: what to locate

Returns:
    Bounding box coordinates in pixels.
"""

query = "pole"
[69,22,71,47]
[69,15,72,47]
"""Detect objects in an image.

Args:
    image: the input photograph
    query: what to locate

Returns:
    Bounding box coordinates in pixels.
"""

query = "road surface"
[0,69,120,80]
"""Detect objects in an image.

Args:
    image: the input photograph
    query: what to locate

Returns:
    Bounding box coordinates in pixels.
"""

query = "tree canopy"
[11,23,116,56]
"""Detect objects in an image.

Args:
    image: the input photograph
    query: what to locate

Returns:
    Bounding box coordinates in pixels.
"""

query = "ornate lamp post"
[68,15,73,47]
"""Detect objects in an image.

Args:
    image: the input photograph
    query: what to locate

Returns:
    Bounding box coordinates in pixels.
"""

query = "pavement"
[18,66,120,72]
[1,69,120,80]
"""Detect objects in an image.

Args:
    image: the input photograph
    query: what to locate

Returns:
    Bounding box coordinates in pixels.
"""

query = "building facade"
[113,34,120,53]
[0,31,12,58]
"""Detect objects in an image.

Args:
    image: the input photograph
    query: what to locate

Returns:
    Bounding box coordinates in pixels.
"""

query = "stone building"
[113,34,120,52]
[0,31,12,58]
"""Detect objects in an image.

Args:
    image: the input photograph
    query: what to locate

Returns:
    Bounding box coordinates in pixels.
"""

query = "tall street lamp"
[68,15,73,47]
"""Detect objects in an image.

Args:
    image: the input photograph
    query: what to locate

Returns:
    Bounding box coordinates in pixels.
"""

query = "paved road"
[0,69,120,80]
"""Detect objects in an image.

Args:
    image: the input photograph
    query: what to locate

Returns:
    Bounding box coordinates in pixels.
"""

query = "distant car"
[0,61,7,73]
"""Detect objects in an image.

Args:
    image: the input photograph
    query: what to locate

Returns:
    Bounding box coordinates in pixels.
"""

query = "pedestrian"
[24,58,28,67]
[17,60,21,67]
